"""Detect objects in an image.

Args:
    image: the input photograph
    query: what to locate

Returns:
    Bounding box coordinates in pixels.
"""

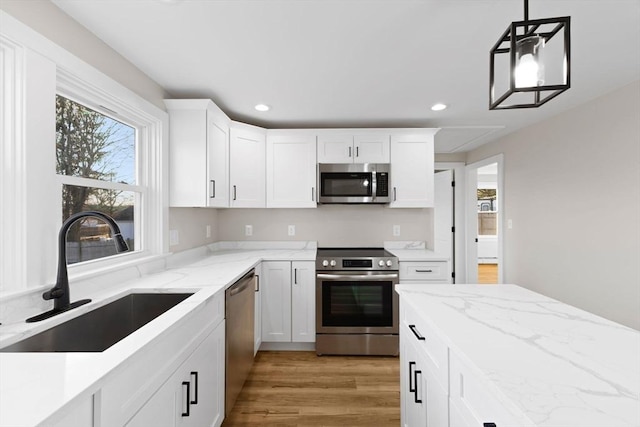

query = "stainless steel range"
[315,248,399,356]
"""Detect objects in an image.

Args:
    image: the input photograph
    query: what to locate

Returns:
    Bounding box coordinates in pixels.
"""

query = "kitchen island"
[396,284,640,427]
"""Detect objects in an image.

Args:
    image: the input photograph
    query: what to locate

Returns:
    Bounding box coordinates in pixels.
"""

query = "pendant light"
[489,0,571,110]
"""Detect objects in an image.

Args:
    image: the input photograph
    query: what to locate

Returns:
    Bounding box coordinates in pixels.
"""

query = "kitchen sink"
[0,293,193,352]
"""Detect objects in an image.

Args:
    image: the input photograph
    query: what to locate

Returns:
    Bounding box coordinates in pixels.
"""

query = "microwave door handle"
[371,171,378,201]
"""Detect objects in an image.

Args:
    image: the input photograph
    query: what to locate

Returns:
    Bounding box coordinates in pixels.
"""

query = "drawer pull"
[413,369,423,403]
[415,269,433,273]
[181,381,191,417]
[483,424,497,427]
[190,371,198,404]
[408,361,416,392]
[409,324,426,341]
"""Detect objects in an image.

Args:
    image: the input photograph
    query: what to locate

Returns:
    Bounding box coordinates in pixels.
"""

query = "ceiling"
[51,0,640,153]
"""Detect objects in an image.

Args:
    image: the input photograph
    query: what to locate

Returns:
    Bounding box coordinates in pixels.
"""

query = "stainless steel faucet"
[26,211,129,323]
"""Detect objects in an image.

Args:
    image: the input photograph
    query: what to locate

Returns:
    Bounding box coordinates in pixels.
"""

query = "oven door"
[316,271,399,334]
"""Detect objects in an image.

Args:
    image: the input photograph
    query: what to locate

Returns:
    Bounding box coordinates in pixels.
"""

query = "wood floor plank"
[222,351,400,426]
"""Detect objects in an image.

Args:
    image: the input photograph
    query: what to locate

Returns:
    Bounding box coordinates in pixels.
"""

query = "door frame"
[465,154,504,284]
[434,162,466,284]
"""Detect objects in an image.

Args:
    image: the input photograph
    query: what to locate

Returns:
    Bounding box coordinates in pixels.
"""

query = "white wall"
[467,80,640,330]
[0,0,168,109]
[0,1,219,255]
[217,206,433,248]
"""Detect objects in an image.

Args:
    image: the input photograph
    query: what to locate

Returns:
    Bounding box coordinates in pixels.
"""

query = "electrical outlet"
[393,225,401,237]
[169,229,179,246]
[245,225,253,236]
[288,225,296,236]
[206,225,211,238]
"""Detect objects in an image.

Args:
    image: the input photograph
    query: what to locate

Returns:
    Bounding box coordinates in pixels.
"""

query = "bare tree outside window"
[56,95,136,263]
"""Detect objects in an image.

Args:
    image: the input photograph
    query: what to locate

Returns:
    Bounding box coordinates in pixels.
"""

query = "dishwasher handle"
[228,271,255,296]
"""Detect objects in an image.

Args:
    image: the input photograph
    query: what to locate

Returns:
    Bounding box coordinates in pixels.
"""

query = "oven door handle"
[316,273,399,281]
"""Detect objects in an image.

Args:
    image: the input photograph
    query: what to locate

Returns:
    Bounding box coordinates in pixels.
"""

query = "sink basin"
[0,293,193,352]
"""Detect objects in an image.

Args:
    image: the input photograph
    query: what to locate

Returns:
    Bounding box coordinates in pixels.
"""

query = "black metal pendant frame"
[490,15,571,110]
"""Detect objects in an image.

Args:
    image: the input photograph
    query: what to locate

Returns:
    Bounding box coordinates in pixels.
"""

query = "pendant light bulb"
[515,35,545,88]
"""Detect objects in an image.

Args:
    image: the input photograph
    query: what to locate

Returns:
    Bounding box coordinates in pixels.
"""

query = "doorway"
[465,155,503,284]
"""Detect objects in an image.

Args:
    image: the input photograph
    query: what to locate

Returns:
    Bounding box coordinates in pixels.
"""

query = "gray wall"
[216,206,433,248]
[467,80,640,330]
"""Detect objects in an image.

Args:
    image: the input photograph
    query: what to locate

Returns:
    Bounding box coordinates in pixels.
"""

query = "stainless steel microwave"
[318,163,391,204]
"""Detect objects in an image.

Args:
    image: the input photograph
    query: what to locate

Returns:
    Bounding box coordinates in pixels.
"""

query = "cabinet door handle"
[408,361,416,393]
[348,146,352,157]
[409,324,426,341]
[210,180,216,198]
[294,268,298,284]
[311,187,315,201]
[416,269,433,273]
[483,424,497,427]
[356,146,359,157]
[190,371,198,404]
[233,185,237,201]
[393,187,397,202]
[414,370,422,404]
[181,381,191,417]
[255,274,260,292]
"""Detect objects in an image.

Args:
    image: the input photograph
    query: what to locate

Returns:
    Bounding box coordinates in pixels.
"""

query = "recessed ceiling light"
[431,103,447,111]
[254,104,270,112]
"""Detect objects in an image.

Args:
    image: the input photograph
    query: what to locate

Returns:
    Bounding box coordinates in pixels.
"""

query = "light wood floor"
[478,263,498,284]
[222,351,400,426]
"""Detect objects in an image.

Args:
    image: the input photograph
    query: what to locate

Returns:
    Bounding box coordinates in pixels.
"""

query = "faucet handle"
[43,288,64,300]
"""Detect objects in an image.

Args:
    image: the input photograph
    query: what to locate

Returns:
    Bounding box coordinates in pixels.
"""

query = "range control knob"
[378,260,385,267]
[330,260,337,267]
[386,260,393,267]
[322,260,329,267]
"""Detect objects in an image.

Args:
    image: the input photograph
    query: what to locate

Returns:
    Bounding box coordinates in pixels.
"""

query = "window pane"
[62,185,135,264]
[56,95,136,184]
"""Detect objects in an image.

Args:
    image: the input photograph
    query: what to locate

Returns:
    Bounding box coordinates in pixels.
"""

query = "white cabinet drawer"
[449,352,528,427]
[400,261,449,282]
[401,302,448,389]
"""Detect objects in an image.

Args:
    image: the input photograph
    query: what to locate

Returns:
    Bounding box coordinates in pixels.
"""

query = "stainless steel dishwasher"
[225,269,256,415]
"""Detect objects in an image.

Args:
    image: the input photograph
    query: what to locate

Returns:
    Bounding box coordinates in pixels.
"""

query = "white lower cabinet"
[399,260,450,284]
[400,304,448,427]
[261,261,315,344]
[400,297,525,427]
[126,320,225,427]
[99,292,225,427]
[449,351,523,427]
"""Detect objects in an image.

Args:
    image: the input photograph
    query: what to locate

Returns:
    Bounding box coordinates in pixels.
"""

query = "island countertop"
[395,284,640,427]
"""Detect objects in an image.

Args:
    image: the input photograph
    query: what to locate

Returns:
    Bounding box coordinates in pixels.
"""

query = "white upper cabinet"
[317,132,390,164]
[266,131,317,208]
[390,132,436,208]
[165,99,230,208]
[229,122,266,208]
[353,134,390,163]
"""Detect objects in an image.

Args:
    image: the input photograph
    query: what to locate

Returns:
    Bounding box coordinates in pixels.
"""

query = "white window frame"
[0,11,168,294]
[55,71,167,280]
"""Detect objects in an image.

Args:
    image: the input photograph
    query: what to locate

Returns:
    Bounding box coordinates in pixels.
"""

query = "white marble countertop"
[0,243,316,427]
[386,248,450,262]
[396,284,640,427]
[384,241,450,261]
